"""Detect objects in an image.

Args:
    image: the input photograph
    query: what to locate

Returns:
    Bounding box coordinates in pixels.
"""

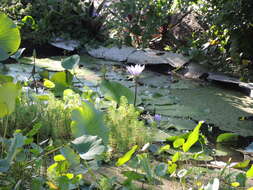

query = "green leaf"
[172,152,180,163]
[100,80,139,105]
[51,71,72,86]
[71,101,108,144]
[116,145,138,166]
[60,146,80,167]
[183,121,204,152]
[10,48,26,60]
[137,153,153,182]
[236,173,246,187]
[233,160,250,169]
[0,13,21,60]
[0,82,21,118]
[216,133,239,143]
[173,138,185,148]
[6,132,26,163]
[26,123,42,137]
[0,47,9,61]
[154,163,167,177]
[246,165,253,178]
[71,135,105,160]
[122,171,145,185]
[61,54,80,70]
[158,144,170,154]
[39,70,49,79]
[0,159,10,172]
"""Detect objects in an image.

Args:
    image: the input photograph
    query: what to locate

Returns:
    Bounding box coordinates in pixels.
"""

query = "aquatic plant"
[105,96,150,153]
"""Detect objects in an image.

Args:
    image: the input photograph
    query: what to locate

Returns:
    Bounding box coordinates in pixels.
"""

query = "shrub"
[0,0,109,46]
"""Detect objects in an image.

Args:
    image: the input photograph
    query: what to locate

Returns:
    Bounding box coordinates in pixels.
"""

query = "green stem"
[134,79,138,106]
[1,116,9,158]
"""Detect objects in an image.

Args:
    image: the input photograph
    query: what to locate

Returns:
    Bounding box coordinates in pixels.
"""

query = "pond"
[1,54,253,159]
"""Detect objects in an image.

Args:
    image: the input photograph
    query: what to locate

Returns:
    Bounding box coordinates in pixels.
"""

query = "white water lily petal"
[126,64,145,77]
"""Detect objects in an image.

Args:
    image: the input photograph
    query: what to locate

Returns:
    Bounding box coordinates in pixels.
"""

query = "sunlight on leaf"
[183,121,204,152]
[71,101,108,144]
[100,80,139,105]
[158,144,170,154]
[167,161,177,174]
[0,13,21,60]
[172,152,180,163]
[246,165,253,178]
[173,138,185,148]
[54,154,66,162]
[116,145,138,167]
[233,160,250,169]
[231,182,240,187]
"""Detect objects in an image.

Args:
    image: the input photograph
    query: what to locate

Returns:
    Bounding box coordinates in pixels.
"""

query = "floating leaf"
[173,138,185,148]
[71,135,105,160]
[61,54,80,70]
[100,80,140,105]
[116,145,138,167]
[216,133,239,143]
[0,13,21,60]
[71,101,108,144]
[183,121,204,152]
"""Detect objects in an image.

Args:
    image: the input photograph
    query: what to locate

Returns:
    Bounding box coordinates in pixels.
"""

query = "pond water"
[1,54,253,154]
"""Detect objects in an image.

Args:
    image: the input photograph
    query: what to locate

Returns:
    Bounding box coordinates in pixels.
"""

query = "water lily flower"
[154,114,162,122]
[126,64,145,106]
[126,64,145,77]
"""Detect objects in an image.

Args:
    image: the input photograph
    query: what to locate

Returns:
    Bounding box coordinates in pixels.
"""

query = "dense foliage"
[0,0,108,46]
